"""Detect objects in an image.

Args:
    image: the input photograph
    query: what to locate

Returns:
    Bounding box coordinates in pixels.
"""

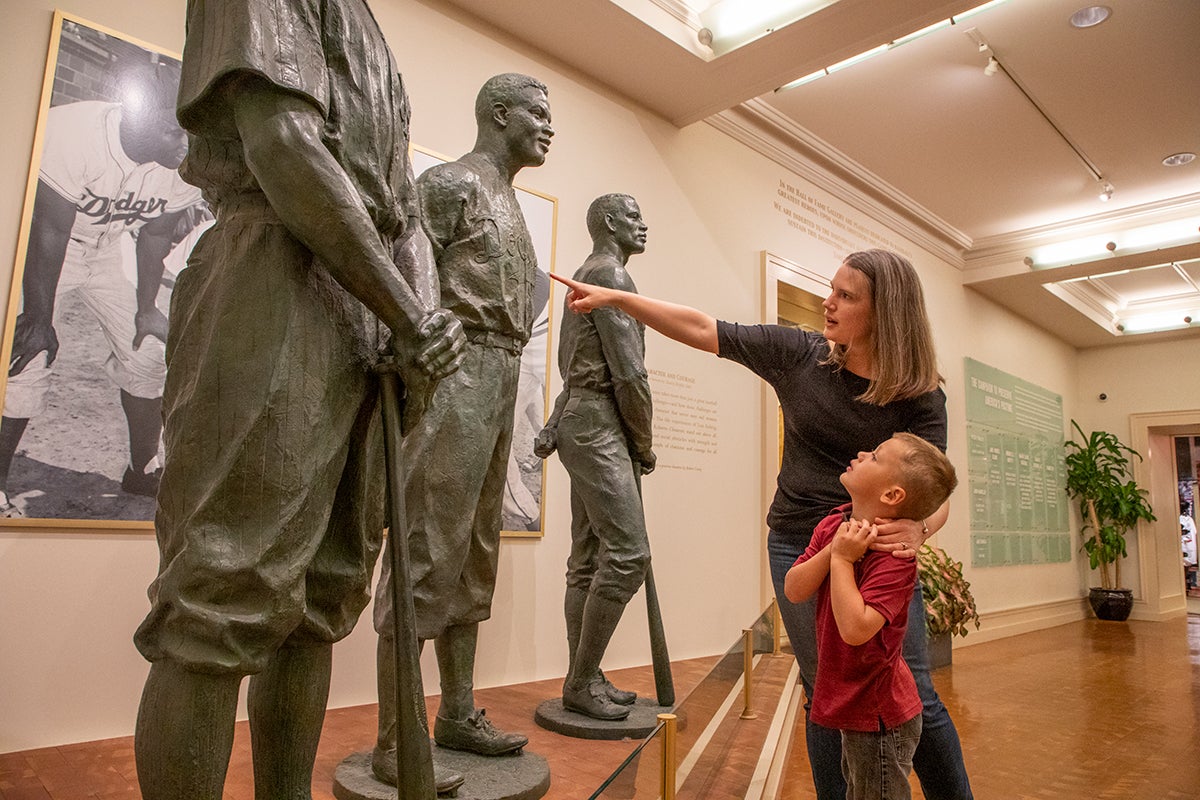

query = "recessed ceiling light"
[1162,152,1197,167]
[1070,6,1111,28]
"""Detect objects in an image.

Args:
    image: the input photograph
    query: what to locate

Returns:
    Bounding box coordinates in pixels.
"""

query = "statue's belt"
[463,328,523,355]
[566,386,609,401]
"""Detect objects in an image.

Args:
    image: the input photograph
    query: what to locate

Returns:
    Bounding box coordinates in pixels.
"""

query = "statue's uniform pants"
[557,389,650,605]
[135,198,387,674]
[374,334,521,640]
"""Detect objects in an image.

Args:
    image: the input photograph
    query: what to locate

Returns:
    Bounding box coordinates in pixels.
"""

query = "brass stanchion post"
[658,713,677,800]
[740,628,758,720]
[771,598,782,656]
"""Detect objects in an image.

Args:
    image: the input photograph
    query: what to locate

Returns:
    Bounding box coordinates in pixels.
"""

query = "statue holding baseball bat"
[536,194,674,725]
[132,2,465,798]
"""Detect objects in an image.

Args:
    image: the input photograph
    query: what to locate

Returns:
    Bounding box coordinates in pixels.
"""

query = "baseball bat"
[644,565,675,707]
[636,471,674,707]
[377,362,435,800]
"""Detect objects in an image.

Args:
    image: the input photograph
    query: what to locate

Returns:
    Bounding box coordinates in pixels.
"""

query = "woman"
[551,249,972,800]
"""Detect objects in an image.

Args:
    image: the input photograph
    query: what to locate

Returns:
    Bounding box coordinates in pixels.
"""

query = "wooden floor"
[781,614,1200,800]
[3,616,1199,799]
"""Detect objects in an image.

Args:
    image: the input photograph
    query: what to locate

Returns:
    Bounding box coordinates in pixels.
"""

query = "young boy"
[785,432,958,800]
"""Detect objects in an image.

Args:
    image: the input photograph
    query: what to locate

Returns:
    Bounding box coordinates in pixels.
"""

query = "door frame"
[1129,410,1200,619]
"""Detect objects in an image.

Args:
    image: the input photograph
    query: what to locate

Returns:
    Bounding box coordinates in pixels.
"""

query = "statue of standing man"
[372,73,554,783]
[133,2,465,799]
[537,194,654,720]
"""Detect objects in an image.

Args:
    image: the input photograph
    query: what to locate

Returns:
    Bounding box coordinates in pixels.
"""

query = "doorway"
[1130,412,1200,619]
[1177,435,1199,612]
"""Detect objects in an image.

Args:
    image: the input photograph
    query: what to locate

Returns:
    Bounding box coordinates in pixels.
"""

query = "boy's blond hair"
[890,432,957,521]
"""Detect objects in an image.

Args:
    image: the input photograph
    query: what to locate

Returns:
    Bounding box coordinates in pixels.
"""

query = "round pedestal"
[333,748,550,800]
[534,697,674,740]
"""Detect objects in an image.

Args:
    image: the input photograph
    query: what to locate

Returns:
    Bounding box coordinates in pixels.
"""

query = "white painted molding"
[708,100,970,266]
[708,99,1200,278]
[965,193,1200,272]
[644,0,702,29]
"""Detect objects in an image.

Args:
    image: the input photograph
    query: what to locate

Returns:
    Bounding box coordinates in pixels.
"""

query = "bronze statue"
[372,73,553,781]
[132,2,465,798]
[536,194,655,720]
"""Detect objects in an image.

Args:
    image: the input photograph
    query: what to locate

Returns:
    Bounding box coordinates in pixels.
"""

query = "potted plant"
[1063,420,1157,621]
[917,543,980,669]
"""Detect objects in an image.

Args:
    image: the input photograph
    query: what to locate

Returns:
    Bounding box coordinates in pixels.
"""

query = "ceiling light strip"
[775,0,1012,92]
[951,0,1010,24]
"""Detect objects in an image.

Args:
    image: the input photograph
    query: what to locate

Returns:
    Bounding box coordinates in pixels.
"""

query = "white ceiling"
[425,0,1200,348]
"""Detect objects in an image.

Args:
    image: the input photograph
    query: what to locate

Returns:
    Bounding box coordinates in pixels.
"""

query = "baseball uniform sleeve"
[177,0,330,132]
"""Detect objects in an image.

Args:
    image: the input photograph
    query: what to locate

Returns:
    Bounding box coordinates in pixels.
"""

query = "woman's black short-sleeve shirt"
[717,321,947,542]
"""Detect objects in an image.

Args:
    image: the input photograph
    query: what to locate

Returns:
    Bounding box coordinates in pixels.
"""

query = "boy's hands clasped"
[831,518,876,564]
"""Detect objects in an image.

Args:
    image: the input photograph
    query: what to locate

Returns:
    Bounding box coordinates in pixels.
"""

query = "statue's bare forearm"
[228,76,427,343]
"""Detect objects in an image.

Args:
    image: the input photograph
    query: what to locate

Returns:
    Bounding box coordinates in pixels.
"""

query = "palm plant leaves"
[1063,420,1156,589]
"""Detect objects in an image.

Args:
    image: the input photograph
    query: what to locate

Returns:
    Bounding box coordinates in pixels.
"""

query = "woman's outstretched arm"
[551,272,718,354]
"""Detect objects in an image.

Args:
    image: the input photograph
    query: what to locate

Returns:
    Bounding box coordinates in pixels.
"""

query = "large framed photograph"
[410,146,558,538]
[0,12,209,528]
[0,14,558,533]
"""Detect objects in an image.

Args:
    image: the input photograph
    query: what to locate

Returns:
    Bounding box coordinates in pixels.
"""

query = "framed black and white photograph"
[0,12,209,528]
[410,146,558,538]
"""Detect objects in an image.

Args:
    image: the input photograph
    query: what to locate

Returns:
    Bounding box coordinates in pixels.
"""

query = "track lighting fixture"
[983,56,999,76]
[1098,182,1114,202]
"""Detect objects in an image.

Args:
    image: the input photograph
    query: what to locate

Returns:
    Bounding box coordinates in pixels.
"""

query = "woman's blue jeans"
[768,530,973,800]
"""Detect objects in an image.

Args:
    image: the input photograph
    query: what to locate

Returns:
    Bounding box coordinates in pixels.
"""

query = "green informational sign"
[964,359,1071,567]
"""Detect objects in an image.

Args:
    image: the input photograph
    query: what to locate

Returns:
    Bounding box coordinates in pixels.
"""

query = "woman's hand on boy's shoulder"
[869,517,924,559]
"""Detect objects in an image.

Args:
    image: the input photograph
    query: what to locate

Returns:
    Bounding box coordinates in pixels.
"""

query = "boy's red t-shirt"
[794,505,922,732]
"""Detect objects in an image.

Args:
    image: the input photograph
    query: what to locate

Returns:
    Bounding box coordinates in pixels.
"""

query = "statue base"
[333,748,550,800]
[533,697,675,740]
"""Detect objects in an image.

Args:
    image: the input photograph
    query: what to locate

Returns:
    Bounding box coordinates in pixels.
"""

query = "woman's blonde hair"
[823,249,941,405]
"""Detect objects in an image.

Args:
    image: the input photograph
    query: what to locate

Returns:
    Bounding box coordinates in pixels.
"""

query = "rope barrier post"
[740,628,758,720]
[657,713,677,800]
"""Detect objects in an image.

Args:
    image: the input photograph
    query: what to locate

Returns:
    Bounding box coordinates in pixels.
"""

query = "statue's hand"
[398,370,432,436]
[638,448,656,475]
[409,309,465,380]
[533,426,557,459]
[394,310,464,435]
[9,313,58,377]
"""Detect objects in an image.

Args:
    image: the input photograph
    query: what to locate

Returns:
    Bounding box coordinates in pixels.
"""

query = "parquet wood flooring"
[3,617,1199,799]
[777,615,1200,800]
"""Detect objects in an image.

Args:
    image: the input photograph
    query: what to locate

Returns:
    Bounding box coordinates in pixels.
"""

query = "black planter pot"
[927,632,953,670]
[1088,587,1133,621]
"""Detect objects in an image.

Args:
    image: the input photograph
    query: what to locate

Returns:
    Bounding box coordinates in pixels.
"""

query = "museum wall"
[1074,338,1200,602]
[1075,338,1200,455]
[954,290,1086,634]
[0,0,1155,753]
